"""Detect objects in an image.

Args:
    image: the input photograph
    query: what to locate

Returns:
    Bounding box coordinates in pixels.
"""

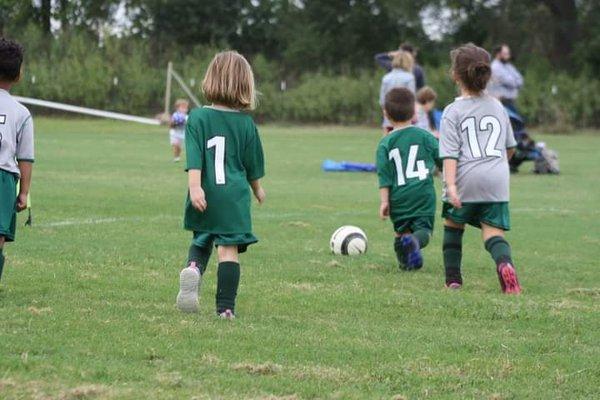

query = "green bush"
[9,27,600,128]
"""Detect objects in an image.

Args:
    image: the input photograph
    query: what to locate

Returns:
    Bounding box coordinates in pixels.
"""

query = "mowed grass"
[0,118,599,400]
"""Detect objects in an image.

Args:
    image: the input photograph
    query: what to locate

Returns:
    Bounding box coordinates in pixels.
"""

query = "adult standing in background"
[379,51,415,134]
[375,43,425,90]
[487,44,523,114]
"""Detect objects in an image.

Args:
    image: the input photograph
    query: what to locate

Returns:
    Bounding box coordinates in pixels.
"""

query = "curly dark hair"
[0,38,24,82]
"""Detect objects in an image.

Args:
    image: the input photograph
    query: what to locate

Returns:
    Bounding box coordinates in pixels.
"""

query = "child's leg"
[172,144,181,159]
[412,229,431,249]
[187,243,213,274]
[443,219,465,286]
[482,223,521,293]
[177,237,213,313]
[481,224,511,264]
[0,237,5,282]
[216,245,240,315]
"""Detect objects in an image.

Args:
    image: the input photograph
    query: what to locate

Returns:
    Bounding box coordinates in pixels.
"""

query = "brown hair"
[384,88,415,123]
[416,86,437,105]
[391,50,414,72]
[202,51,256,110]
[450,44,491,94]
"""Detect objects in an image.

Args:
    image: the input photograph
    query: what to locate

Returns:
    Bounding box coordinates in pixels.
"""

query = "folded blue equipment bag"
[322,159,376,172]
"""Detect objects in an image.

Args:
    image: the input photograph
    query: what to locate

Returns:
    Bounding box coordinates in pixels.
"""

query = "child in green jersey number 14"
[176,51,266,319]
[0,38,35,284]
[439,44,521,294]
[376,88,440,270]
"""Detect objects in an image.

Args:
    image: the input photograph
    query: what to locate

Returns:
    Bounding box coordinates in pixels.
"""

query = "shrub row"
[10,28,600,128]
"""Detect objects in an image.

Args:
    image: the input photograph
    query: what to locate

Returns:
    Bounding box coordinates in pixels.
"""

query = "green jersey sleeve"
[244,126,265,181]
[376,142,393,188]
[185,118,204,170]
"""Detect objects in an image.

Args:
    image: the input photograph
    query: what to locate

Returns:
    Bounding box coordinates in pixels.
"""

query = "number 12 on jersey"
[207,136,226,185]
[388,145,429,186]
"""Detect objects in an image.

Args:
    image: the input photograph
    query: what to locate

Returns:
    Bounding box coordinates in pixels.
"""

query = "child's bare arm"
[379,187,390,220]
[16,161,32,212]
[249,179,265,204]
[188,169,207,211]
[507,147,515,160]
[443,158,462,208]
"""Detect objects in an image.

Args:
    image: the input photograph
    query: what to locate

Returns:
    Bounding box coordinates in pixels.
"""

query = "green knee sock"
[394,237,406,267]
[216,261,240,313]
[0,248,4,282]
[413,229,431,249]
[484,236,513,266]
[443,226,464,284]
[188,244,213,274]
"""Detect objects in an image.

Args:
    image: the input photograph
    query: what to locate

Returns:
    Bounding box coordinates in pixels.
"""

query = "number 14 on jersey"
[388,145,430,186]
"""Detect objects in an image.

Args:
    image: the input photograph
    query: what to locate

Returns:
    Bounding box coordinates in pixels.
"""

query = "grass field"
[0,118,598,399]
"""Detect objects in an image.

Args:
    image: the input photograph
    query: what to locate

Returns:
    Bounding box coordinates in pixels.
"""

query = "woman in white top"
[379,50,415,134]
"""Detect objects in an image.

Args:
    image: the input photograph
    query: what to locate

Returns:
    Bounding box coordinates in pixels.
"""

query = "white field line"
[39,215,176,228]
[36,207,585,228]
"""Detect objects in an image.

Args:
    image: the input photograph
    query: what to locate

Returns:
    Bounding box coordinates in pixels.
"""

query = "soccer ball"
[330,226,367,256]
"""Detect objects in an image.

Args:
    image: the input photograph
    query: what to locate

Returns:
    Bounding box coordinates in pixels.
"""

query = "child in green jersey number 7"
[176,51,266,319]
[439,44,521,294]
[376,88,441,270]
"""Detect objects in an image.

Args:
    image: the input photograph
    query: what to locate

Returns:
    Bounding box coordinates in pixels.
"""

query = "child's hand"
[379,202,390,220]
[253,186,266,205]
[16,193,28,212]
[190,186,207,211]
[447,185,462,209]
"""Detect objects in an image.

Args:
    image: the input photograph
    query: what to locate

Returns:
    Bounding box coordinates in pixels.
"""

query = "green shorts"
[192,231,258,254]
[0,169,17,242]
[393,216,434,235]
[442,202,510,231]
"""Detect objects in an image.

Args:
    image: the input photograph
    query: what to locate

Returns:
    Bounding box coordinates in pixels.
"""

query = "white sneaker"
[176,264,201,313]
[173,157,181,163]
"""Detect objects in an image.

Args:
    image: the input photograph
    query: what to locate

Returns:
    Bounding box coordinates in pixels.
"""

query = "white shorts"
[169,129,185,145]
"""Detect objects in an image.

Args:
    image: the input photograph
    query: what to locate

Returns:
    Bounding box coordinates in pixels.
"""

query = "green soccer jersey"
[184,106,265,234]
[376,126,440,221]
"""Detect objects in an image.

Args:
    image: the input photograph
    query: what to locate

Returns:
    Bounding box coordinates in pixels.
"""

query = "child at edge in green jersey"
[176,51,266,319]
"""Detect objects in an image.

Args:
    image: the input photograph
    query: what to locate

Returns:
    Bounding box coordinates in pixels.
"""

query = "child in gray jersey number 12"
[438,44,521,294]
[0,38,35,284]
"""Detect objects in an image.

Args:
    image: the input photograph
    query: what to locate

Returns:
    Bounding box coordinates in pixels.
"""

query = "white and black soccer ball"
[330,226,368,256]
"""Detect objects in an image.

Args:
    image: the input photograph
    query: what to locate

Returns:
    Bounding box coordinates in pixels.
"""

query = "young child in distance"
[0,38,34,283]
[176,51,266,319]
[379,51,416,134]
[415,86,438,137]
[169,99,189,162]
[376,88,440,270]
[439,44,521,293]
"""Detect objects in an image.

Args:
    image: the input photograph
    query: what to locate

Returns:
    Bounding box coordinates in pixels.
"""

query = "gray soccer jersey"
[0,89,34,177]
[439,95,516,202]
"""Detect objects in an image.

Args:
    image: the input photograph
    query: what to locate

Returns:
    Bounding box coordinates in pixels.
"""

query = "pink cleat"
[218,309,235,320]
[445,282,462,290]
[497,262,521,294]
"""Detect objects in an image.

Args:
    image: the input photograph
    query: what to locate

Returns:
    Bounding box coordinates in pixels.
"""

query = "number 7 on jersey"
[207,136,226,185]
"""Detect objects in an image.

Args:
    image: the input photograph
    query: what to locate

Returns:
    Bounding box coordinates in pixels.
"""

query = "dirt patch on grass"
[59,384,109,399]
[232,362,282,375]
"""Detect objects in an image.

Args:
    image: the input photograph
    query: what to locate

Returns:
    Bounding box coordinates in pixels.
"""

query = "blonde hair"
[174,98,189,109]
[202,51,256,110]
[392,50,414,72]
